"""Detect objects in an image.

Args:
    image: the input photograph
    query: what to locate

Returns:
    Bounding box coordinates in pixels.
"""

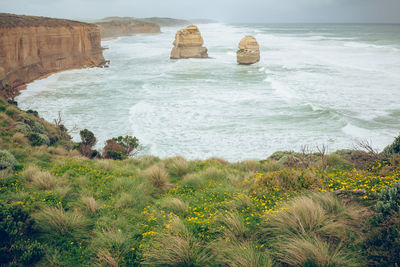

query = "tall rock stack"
[237,36,260,65]
[170,25,208,59]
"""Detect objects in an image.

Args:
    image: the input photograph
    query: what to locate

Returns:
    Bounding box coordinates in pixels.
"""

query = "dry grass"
[233,160,261,172]
[95,249,118,267]
[68,149,82,158]
[138,155,161,169]
[164,156,188,177]
[94,159,117,171]
[12,132,28,144]
[47,146,69,156]
[144,165,171,190]
[82,196,100,214]
[21,165,61,190]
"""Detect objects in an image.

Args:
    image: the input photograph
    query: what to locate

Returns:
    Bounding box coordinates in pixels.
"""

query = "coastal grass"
[1,100,400,266]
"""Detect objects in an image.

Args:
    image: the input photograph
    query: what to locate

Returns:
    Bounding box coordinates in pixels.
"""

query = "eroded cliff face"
[96,18,160,39]
[0,14,106,89]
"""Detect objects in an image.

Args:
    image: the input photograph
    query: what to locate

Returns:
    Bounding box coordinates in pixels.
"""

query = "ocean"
[17,23,400,161]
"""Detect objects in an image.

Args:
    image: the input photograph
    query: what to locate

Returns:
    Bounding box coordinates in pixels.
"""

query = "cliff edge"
[95,17,160,39]
[0,13,106,89]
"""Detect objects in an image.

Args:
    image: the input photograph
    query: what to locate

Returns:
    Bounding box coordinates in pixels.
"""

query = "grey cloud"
[0,0,399,23]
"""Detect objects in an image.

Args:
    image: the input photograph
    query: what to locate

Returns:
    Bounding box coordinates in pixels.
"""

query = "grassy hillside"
[1,97,400,266]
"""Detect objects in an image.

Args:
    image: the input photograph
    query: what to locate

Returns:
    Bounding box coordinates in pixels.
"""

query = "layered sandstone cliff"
[170,25,208,59]
[0,13,106,89]
[237,36,260,65]
[96,18,160,39]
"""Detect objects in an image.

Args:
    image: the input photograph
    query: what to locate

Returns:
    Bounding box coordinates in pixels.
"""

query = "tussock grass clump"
[262,192,352,241]
[95,249,118,267]
[21,165,62,190]
[47,146,69,156]
[91,228,132,265]
[144,165,171,190]
[82,196,100,214]
[164,156,188,178]
[201,166,227,182]
[114,182,154,211]
[180,173,206,189]
[211,240,274,267]
[138,155,161,169]
[94,159,118,171]
[160,197,188,216]
[33,206,90,239]
[276,236,359,267]
[12,132,28,144]
[217,212,247,241]
[261,192,361,266]
[141,218,210,266]
[233,160,261,172]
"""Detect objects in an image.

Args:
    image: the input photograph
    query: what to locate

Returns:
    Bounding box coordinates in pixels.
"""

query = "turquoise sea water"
[17,23,400,161]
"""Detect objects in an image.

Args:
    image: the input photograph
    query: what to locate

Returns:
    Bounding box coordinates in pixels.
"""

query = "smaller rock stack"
[237,36,260,65]
[170,25,208,59]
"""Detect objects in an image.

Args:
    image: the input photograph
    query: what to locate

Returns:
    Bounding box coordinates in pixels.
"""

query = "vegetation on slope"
[1,97,400,266]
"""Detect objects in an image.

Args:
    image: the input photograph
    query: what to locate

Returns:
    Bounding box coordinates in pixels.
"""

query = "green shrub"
[106,150,124,160]
[375,183,400,220]
[79,129,96,157]
[26,109,39,117]
[5,106,17,117]
[0,105,5,112]
[112,135,140,157]
[364,216,400,266]
[383,134,400,157]
[0,150,17,170]
[15,122,31,134]
[80,129,96,147]
[0,203,44,266]
[28,132,50,146]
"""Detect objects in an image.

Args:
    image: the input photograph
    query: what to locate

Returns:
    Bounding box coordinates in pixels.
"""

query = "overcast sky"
[1,0,399,23]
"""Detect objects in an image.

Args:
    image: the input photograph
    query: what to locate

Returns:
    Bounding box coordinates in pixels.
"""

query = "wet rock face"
[170,25,208,59]
[0,13,105,89]
[237,36,260,65]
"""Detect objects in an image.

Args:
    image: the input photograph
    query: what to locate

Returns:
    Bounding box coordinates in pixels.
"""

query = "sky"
[1,0,400,23]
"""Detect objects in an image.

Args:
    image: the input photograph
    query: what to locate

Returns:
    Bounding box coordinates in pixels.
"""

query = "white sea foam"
[17,23,400,161]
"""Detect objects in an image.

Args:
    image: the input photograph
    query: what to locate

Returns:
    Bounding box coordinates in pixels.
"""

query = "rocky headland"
[237,36,260,65]
[170,25,208,59]
[137,17,189,27]
[0,13,106,89]
[95,17,160,39]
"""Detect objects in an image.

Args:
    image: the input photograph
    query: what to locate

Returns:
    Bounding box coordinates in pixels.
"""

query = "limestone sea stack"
[237,36,260,65]
[170,25,208,59]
